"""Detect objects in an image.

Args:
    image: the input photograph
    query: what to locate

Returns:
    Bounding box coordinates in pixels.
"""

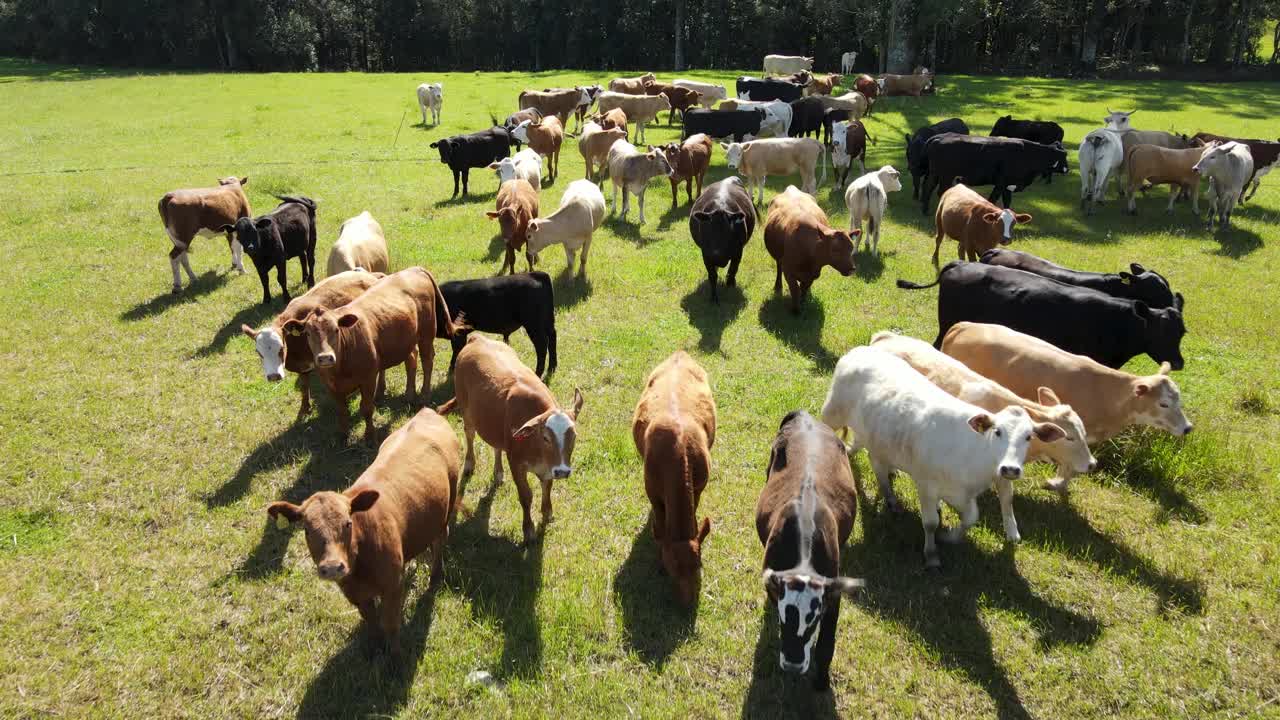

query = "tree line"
[2,0,1277,74]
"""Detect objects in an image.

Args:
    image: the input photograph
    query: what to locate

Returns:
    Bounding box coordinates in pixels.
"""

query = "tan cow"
[880,72,934,96]
[577,121,628,181]
[1125,143,1205,215]
[673,79,727,108]
[487,179,540,276]
[607,138,675,224]
[327,211,389,276]
[609,73,657,94]
[519,87,591,125]
[806,73,843,96]
[157,176,252,293]
[632,351,716,606]
[595,91,671,143]
[511,116,564,181]
[815,91,869,119]
[764,186,857,313]
[659,133,713,208]
[438,334,584,545]
[721,138,826,204]
[526,179,606,277]
[932,183,1032,266]
[267,407,460,652]
[593,108,628,136]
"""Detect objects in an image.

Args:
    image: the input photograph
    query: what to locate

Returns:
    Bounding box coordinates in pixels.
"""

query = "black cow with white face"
[222,195,317,305]
[756,410,864,692]
[430,126,512,199]
[689,177,756,303]
[980,249,1178,309]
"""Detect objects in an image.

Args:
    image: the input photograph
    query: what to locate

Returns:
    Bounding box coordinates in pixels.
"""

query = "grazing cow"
[683,108,765,143]
[660,133,713,208]
[487,179,540,275]
[880,72,934,96]
[756,410,864,692]
[242,270,384,419]
[820,346,1064,567]
[788,97,828,139]
[609,73,657,94]
[904,118,969,199]
[896,261,1188,370]
[722,138,826,204]
[990,116,1065,145]
[673,79,728,108]
[1124,143,1205,216]
[763,54,814,77]
[689,177,755,302]
[512,116,564,181]
[267,407,460,652]
[488,147,543,191]
[608,139,675,225]
[931,183,1032,265]
[814,92,869,119]
[594,107,628,136]
[718,98,792,137]
[595,91,671,143]
[1078,129,1126,214]
[1192,132,1280,202]
[980,249,1176,308]
[806,73,842,96]
[519,87,591,125]
[830,119,872,187]
[502,108,543,149]
[844,165,902,256]
[841,51,858,75]
[157,176,251,293]
[633,351,716,606]
[943,322,1193,447]
[920,133,1069,213]
[577,122,628,181]
[853,74,879,108]
[416,82,443,125]
[438,334,584,544]
[526,178,606,276]
[869,331,1095,491]
[430,126,512,199]
[439,271,557,377]
[289,267,464,444]
[224,195,317,305]
[736,76,805,103]
[1194,141,1254,230]
[327,211,388,276]
[764,186,857,313]
[644,82,702,124]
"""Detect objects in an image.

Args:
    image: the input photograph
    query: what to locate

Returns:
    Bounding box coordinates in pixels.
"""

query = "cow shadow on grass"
[853,249,893,282]
[191,301,278,358]
[758,295,838,373]
[680,282,747,353]
[551,265,593,308]
[434,190,497,208]
[655,199,690,232]
[120,271,232,322]
[612,522,698,668]
[1207,225,1264,259]
[605,214,661,246]
[1092,436,1209,527]
[482,232,507,264]
[739,606,839,719]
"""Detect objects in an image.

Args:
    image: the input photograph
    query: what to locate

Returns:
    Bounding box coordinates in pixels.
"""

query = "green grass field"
[2,58,1279,719]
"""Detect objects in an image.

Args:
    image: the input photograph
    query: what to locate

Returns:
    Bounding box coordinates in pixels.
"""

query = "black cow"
[897,262,1187,370]
[683,108,764,142]
[980,249,1178,309]
[904,118,969,199]
[736,76,804,103]
[222,195,316,305]
[788,97,827,139]
[689,177,756,303]
[920,134,1069,213]
[439,272,557,377]
[430,126,512,199]
[821,108,853,146]
[990,115,1065,145]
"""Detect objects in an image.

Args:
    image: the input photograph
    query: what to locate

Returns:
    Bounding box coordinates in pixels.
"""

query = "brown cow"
[593,108,629,136]
[488,179,540,275]
[806,73,842,96]
[880,72,934,97]
[438,334,584,545]
[609,73,657,94]
[632,351,716,606]
[518,87,590,125]
[660,133,713,208]
[267,407,460,652]
[644,82,702,124]
[577,121,628,181]
[764,186,858,313]
[288,267,464,444]
[157,176,251,293]
[511,116,564,180]
[932,183,1032,266]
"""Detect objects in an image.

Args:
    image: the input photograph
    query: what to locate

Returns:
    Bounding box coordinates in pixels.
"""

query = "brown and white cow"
[267,407,460,652]
[157,176,252,293]
[632,351,716,606]
[438,334,584,545]
[511,116,564,181]
[764,186,857,313]
[932,183,1032,266]
[288,267,464,444]
[488,179,540,276]
[659,133,713,208]
[805,73,842,96]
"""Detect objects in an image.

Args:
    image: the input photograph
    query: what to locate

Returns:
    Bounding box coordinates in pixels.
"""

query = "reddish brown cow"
[660,133,713,208]
[438,334,584,545]
[644,82,702,124]
[632,351,716,606]
[594,108,629,136]
[157,176,252,293]
[288,267,464,444]
[764,186,858,313]
[806,73,843,96]
[488,179,540,275]
[267,408,460,652]
[932,184,1032,266]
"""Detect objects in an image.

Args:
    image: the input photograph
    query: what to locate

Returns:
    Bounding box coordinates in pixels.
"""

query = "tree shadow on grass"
[758,294,838,373]
[680,281,747,353]
[550,264,593,308]
[612,522,698,668]
[739,606,840,719]
[191,301,277,358]
[120,271,231,322]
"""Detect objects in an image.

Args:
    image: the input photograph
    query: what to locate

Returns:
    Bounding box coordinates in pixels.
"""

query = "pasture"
[2,59,1279,718]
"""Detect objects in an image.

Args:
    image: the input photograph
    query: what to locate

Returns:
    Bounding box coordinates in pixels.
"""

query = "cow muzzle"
[266,372,283,382]
[317,560,348,581]
[552,465,572,480]
[999,465,1022,480]
[779,656,808,675]
[316,353,336,368]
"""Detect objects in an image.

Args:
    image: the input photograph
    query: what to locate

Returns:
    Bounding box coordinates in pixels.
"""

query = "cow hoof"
[171,286,182,295]
[924,554,942,570]
[1005,531,1022,544]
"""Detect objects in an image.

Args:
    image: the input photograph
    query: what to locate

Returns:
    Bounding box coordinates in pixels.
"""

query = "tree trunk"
[1272,20,1280,63]
[1207,0,1233,63]
[1080,0,1106,67]
[674,0,685,70]
[885,0,915,72]
[1181,0,1195,64]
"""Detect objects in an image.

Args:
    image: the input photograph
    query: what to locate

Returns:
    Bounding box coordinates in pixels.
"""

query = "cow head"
[691,207,751,265]
[763,569,864,675]
[295,307,358,370]
[831,121,849,153]
[486,204,529,247]
[1193,142,1236,178]
[1131,363,1194,436]
[1134,301,1186,370]
[662,517,711,607]
[509,119,534,145]
[1119,263,1176,308]
[1104,109,1135,132]
[644,146,676,177]
[1045,144,1070,179]
[427,82,443,102]
[512,389,585,481]
[877,165,903,193]
[1031,388,1097,474]
[967,405,1065,482]
[221,216,274,258]
[241,324,287,382]
[429,137,455,163]
[720,142,745,169]
[822,228,858,276]
[218,176,248,188]
[992,115,1012,134]
[267,489,380,582]
[981,208,1032,243]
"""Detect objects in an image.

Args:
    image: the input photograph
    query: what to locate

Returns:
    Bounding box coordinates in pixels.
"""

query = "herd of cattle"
[153,56,1253,692]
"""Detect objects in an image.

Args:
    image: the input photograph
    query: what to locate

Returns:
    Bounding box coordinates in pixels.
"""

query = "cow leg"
[377,573,405,652]
[461,168,470,197]
[421,103,428,125]
[530,331,547,377]
[168,245,186,293]
[637,189,647,224]
[335,391,352,439]
[418,336,434,404]
[461,420,476,476]
[939,498,980,546]
[546,323,558,375]
[1045,466,1075,496]
[670,180,679,209]
[359,382,377,445]
[810,600,840,692]
[773,261,783,295]
[685,177,694,205]
[870,457,901,512]
[650,498,667,541]
[374,369,387,402]
[449,336,463,373]
[565,247,577,275]
[257,267,272,305]
[404,348,419,404]
[540,475,554,525]
[296,372,312,420]
[1166,185,1178,214]
[451,170,460,199]
[787,277,803,314]
[428,536,446,589]
[620,189,630,222]
[727,251,742,287]
[511,464,537,544]
[275,262,291,304]
[995,478,1021,543]
[918,487,942,568]
[705,260,720,303]
[228,235,245,273]
[578,235,590,276]
[492,448,505,484]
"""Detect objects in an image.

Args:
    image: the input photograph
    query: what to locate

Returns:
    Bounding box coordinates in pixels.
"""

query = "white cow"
[417,82,443,125]
[1078,129,1125,214]
[763,54,814,77]
[525,179,606,277]
[820,346,1064,568]
[722,98,792,137]
[840,51,858,75]
[1194,141,1254,231]
[327,211,389,276]
[844,165,902,256]
[487,148,543,191]
[672,79,728,108]
[1102,108,1135,132]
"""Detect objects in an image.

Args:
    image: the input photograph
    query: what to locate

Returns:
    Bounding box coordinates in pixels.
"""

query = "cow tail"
[489,112,501,128]
[157,194,171,224]
[1088,134,1104,150]
[432,275,469,338]
[865,185,876,236]
[273,195,316,213]
[896,271,943,290]
[437,397,458,415]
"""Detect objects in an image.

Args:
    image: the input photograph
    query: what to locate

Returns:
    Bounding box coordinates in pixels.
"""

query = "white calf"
[488,148,543,191]
[525,179,605,277]
[841,51,858,75]
[1078,129,1124,214]
[1194,141,1254,231]
[417,82,443,125]
[844,165,901,256]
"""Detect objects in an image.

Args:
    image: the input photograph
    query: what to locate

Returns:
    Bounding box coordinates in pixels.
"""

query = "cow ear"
[1174,293,1184,312]
[487,162,500,170]
[1134,382,1152,397]
[485,211,500,219]
[512,417,541,442]
[1129,263,1147,275]
[1158,361,1172,376]
[220,224,235,233]
[241,324,259,339]
[1033,422,1066,443]
[697,517,711,545]
[349,489,379,513]
[1036,386,1062,406]
[282,319,305,336]
[254,217,273,230]
[1119,272,1133,282]
[569,387,584,419]
[691,211,710,223]
[720,143,730,151]
[762,569,784,600]
[824,576,866,599]
[982,211,1001,223]
[1015,213,1032,224]
[968,413,995,434]
[267,501,302,524]
[429,141,439,148]
[1132,301,1151,318]
[337,313,360,328]
[239,177,249,186]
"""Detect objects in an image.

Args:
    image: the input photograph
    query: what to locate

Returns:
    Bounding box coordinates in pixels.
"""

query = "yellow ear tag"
[276,514,290,530]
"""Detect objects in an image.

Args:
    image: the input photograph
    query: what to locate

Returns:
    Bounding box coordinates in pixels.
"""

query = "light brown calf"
[488,179,540,275]
[157,176,252,293]
[594,108,628,136]
[763,185,857,313]
[596,91,671,143]
[806,73,843,96]
[1124,144,1205,215]
[512,116,564,180]
[609,73,657,94]
[932,183,1031,265]
[327,211,389,276]
[518,87,589,125]
[577,122,628,181]
[880,72,934,96]
[659,133,713,208]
